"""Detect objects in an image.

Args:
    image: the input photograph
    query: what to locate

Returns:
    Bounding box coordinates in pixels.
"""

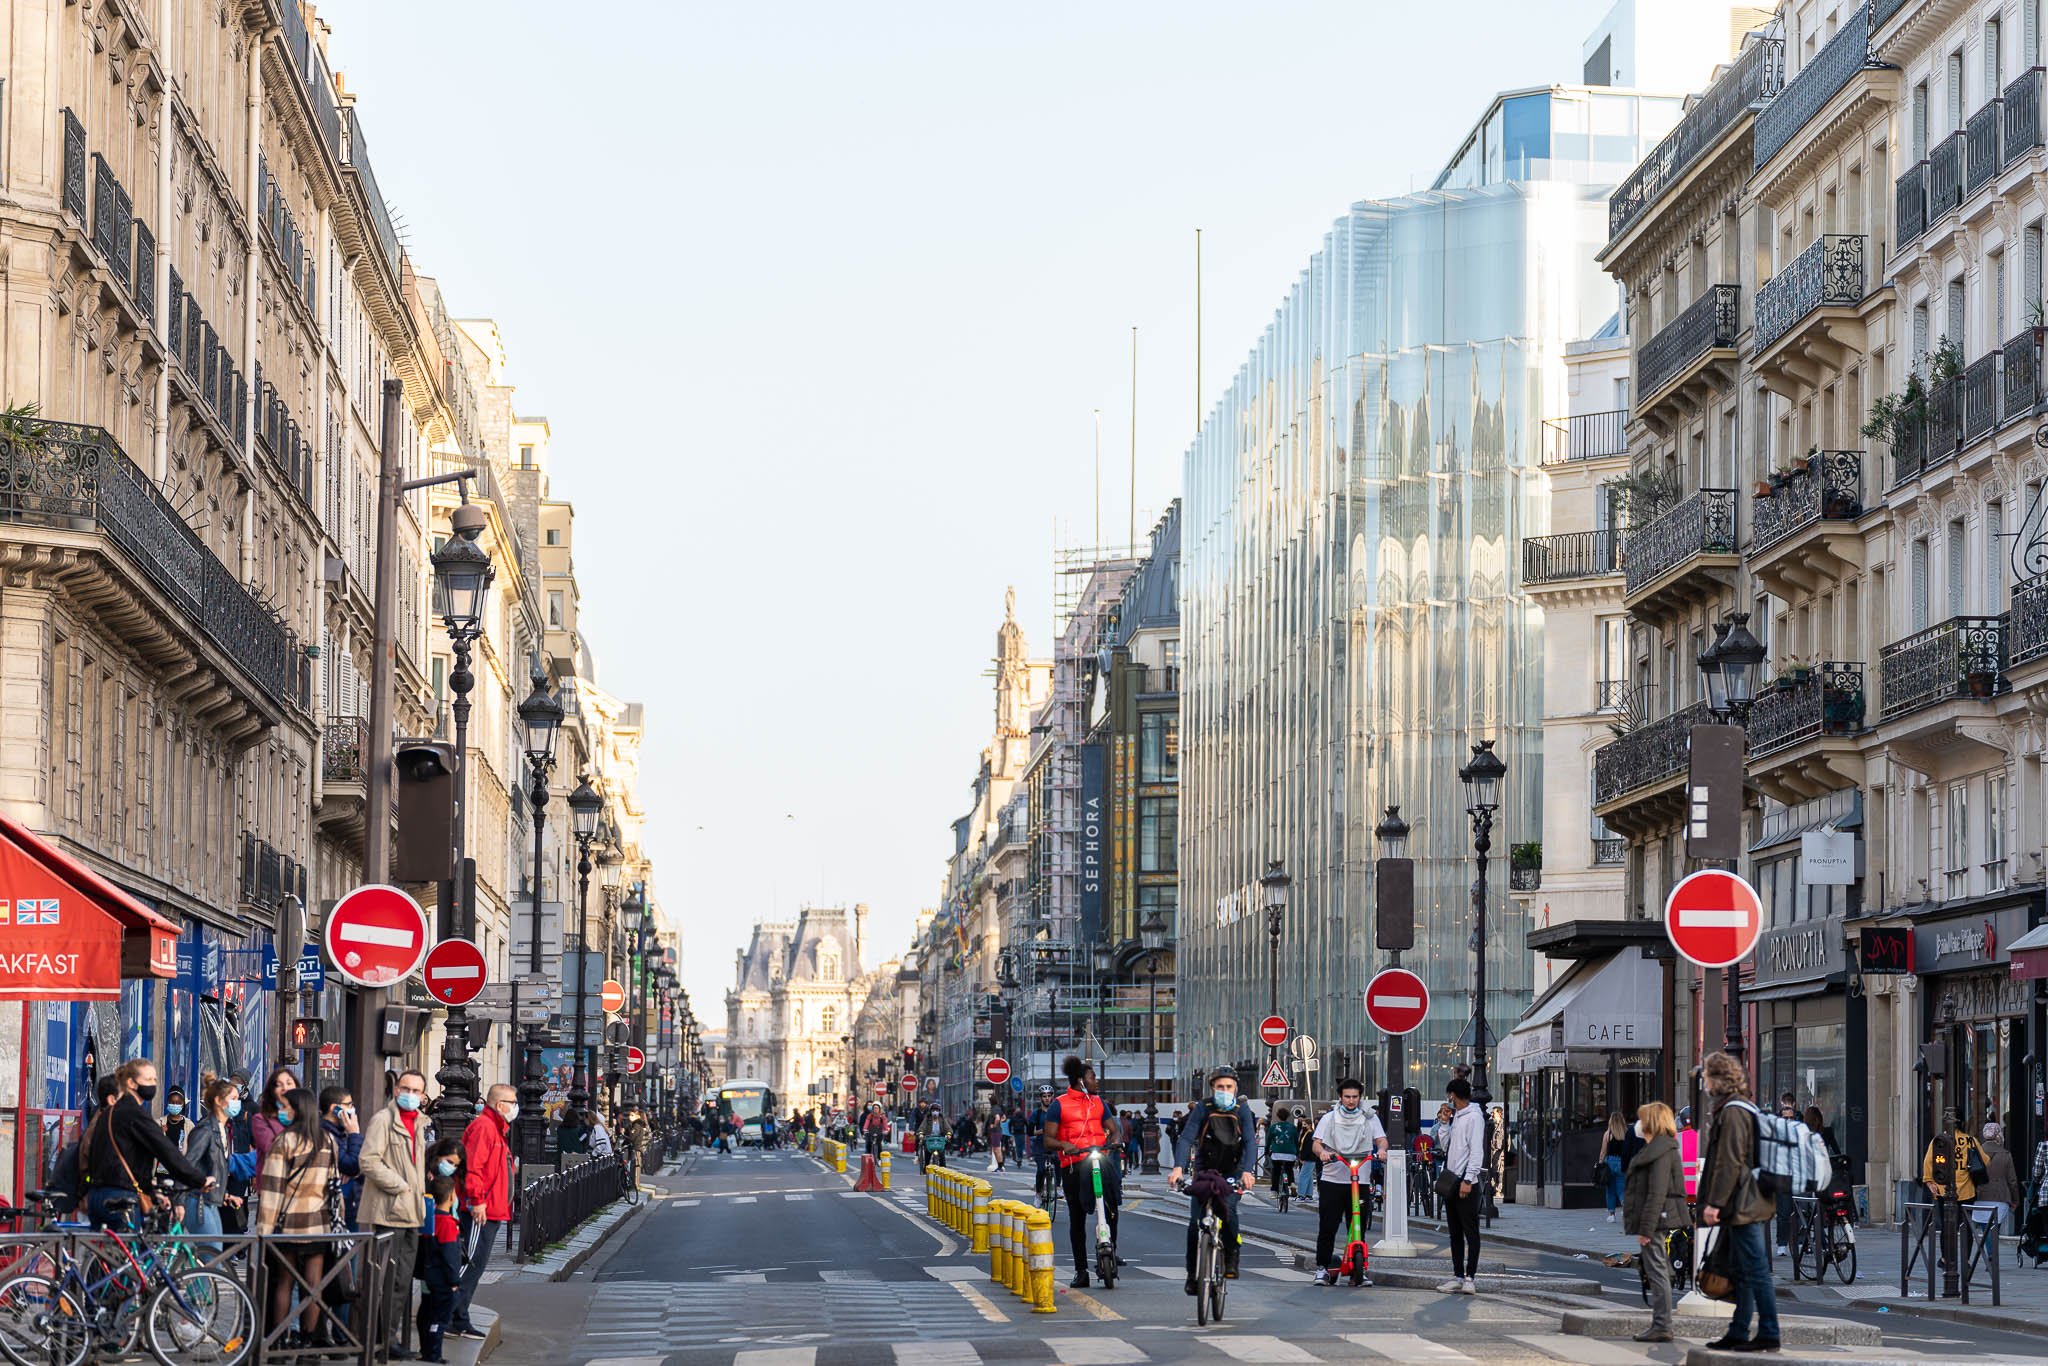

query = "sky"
[315,0,1619,1021]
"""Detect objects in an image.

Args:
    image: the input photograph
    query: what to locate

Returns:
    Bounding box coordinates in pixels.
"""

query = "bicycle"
[1791,1188,1857,1284]
[1270,1160,1294,1215]
[1637,1222,1695,1305]
[1180,1175,1240,1326]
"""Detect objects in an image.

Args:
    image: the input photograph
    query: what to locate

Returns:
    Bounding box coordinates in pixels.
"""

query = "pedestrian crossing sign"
[1260,1058,1290,1088]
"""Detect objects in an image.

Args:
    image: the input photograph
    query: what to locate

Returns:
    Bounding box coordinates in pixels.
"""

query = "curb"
[1844,1297,2048,1333]
[548,1199,647,1282]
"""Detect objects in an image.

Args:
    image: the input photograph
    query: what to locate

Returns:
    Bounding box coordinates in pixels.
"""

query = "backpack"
[1194,1107,1245,1175]
[1727,1100,1819,1195]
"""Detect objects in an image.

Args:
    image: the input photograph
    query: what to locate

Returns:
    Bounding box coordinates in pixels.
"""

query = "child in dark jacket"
[415,1176,463,1363]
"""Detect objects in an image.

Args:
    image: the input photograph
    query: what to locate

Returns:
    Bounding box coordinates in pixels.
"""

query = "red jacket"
[460,1110,513,1222]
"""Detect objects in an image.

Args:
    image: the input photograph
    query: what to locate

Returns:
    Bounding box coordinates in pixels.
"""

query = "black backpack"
[1194,1108,1245,1174]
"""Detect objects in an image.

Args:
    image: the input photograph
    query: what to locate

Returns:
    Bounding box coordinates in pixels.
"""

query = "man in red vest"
[1041,1055,1121,1288]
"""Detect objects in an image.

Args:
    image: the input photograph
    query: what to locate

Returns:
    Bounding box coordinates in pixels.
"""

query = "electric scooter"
[1085,1147,1118,1287]
[1337,1155,1372,1286]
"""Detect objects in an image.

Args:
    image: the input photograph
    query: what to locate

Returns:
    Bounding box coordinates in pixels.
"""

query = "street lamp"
[1139,909,1167,1169]
[1458,741,1505,1112]
[1374,805,1414,1133]
[517,669,563,1159]
[567,776,604,1110]
[1696,612,1766,1060]
[428,502,493,1125]
[1260,860,1290,1094]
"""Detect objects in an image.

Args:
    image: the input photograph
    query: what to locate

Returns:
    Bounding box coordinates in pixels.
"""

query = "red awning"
[0,812,178,999]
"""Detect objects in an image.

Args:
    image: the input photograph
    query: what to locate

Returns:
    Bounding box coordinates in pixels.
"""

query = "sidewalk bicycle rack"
[1900,1199,2001,1305]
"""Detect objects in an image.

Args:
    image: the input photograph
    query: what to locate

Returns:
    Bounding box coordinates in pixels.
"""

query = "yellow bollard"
[989,1200,1009,1287]
[1027,1209,1056,1313]
[1010,1205,1027,1296]
[879,1149,891,1190]
[971,1179,992,1254]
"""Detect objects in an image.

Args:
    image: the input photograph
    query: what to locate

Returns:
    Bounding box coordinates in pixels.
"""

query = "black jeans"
[1445,1186,1481,1278]
[451,1219,500,1329]
[1062,1160,1120,1273]
[1314,1182,1369,1266]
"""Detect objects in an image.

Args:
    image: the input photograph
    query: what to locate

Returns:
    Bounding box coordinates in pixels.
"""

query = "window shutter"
[1949,520,1967,616]
[1914,303,1931,373]
[1949,278,1967,351]
[1997,253,2010,342]
[2028,226,2044,315]
[1988,502,2006,610]
[1988,19,2003,94]
[1913,83,1930,160]
[2030,0,2041,68]
[1912,537,1930,632]
[1950,51,1966,130]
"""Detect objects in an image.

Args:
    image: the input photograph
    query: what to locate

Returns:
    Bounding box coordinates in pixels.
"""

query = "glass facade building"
[1178,88,1678,1097]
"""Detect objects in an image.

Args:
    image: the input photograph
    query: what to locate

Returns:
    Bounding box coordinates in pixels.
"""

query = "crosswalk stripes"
[1038,1340,1146,1365]
[1506,1336,1654,1366]
[818,1269,874,1284]
[733,1351,814,1366]
[730,1195,757,1204]
[1196,1337,1319,1364]
[1339,1335,1472,1363]
[785,1193,812,1201]
[891,1344,980,1366]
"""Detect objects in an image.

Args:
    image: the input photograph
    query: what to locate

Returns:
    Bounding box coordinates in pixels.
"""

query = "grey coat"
[1622,1134,1689,1238]
[1977,1135,2021,1207]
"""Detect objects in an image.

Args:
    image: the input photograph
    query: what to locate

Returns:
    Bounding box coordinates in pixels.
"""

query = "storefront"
[1505,941,1667,1208]
[1912,891,2044,1167]
[1747,912,1863,1181]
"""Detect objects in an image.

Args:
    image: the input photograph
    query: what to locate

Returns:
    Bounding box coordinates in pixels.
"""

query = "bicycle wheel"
[1194,1235,1214,1326]
[142,1269,253,1366]
[1831,1220,1857,1285]
[0,1276,89,1366]
[1209,1268,1227,1323]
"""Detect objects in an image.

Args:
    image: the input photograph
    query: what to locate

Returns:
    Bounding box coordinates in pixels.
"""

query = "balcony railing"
[2007,68,2045,166]
[1929,131,1966,221]
[1594,701,1712,806]
[1750,450,1862,555]
[2013,576,2048,667]
[342,110,402,277]
[0,421,290,706]
[1639,285,1740,402]
[1964,353,2001,443]
[1879,614,2008,719]
[1522,529,1623,585]
[1623,488,1738,597]
[1543,409,1630,464]
[1747,661,1867,758]
[1592,837,1627,866]
[1508,866,1541,892]
[1753,3,1875,171]
[1968,99,2004,198]
[1897,160,1928,244]
[1872,0,1908,29]
[1754,234,1866,352]
[1609,37,1784,243]
[2004,329,2041,418]
[322,717,368,783]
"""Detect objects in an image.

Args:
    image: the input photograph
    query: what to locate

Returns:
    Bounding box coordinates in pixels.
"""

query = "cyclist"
[1266,1105,1301,1202]
[1042,1055,1121,1289]
[862,1103,890,1158]
[1169,1065,1257,1293]
[1029,1084,1060,1201]
[80,1059,212,1229]
[1310,1077,1387,1284]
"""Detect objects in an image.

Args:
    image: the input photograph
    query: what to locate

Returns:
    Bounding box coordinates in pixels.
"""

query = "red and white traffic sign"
[983,1057,1011,1086]
[324,885,430,988]
[422,937,487,1006]
[625,1046,646,1075]
[599,979,627,1015]
[900,1074,919,1092]
[1665,868,1764,969]
[1258,1015,1289,1048]
[1363,967,1431,1036]
[873,1080,890,1097]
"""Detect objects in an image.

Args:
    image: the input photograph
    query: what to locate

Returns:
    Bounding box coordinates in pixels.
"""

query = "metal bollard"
[880,1150,891,1190]
[971,1179,992,1253]
[1027,1208,1057,1312]
[989,1199,1010,1287]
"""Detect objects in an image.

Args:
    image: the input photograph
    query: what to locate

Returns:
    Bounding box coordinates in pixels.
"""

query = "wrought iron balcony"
[1508,865,1541,892]
[1753,3,1877,171]
[2013,576,2048,669]
[1888,375,1965,489]
[1623,488,1738,598]
[1929,131,1966,221]
[1897,160,1928,244]
[1963,352,2001,444]
[1592,837,1627,867]
[1879,614,2008,720]
[1750,450,1862,556]
[2007,68,2045,167]
[1747,661,1867,758]
[1638,285,1740,403]
[1522,529,1623,585]
[1543,410,1629,464]
[323,716,368,783]
[1608,38,1784,243]
[2004,329,2041,418]
[1754,235,1866,353]
[0,420,291,708]
[1594,700,1712,806]
[1871,0,1908,27]
[1967,99,2004,198]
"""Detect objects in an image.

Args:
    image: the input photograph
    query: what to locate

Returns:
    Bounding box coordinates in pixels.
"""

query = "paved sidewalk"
[483,1157,687,1286]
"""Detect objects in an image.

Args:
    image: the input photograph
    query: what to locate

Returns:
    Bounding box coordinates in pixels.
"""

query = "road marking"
[730,1196,757,1204]
[923,1265,984,1282]
[584,1358,665,1366]
[716,1272,767,1283]
[950,1280,1009,1323]
[1134,1266,1182,1279]
[1063,1289,1125,1322]
[1043,1338,1147,1364]
[891,1345,980,1366]
[734,1351,816,1366]
[671,1199,700,1208]
[1245,1267,1298,1281]
[785,1193,812,1202]
[838,1191,867,1198]
[1340,1336,1473,1363]
[1507,1336,1650,1365]
[1197,1336,1318,1363]
[818,1269,872,1283]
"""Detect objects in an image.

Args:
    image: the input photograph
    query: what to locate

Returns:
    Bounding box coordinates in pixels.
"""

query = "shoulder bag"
[1695,1224,1736,1301]
[109,1113,158,1217]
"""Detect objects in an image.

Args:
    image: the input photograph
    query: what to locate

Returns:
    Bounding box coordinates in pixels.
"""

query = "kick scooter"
[1085,1147,1118,1287]
[1337,1155,1373,1286]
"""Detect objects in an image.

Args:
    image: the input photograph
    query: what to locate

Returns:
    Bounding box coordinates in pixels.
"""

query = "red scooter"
[1336,1155,1372,1286]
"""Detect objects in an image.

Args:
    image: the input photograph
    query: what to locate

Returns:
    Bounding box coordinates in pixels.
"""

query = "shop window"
[1140,712,1178,783]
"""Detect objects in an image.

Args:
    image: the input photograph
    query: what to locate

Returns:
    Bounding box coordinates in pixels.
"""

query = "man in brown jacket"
[1698,1051,1780,1353]
[358,1070,430,1358]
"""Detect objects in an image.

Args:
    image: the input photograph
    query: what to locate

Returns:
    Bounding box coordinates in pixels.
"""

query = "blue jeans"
[1184,1188,1240,1277]
[1298,1160,1315,1200]
[1603,1158,1624,1212]
[1726,1220,1780,1342]
[85,1187,138,1231]
[181,1197,223,1252]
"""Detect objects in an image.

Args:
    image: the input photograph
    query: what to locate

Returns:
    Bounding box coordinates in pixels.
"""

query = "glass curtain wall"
[1179,171,1617,1096]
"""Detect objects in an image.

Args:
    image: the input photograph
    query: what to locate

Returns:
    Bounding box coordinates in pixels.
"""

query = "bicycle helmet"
[1208,1065,1238,1084]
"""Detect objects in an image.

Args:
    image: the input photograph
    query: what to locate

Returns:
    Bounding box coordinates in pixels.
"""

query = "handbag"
[108,1113,159,1217]
[1434,1168,1465,1202]
[1966,1139,1989,1186]
[1696,1225,1736,1301]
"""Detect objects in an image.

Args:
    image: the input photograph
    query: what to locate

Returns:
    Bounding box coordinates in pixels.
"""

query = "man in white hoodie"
[1309,1078,1388,1285]
[1437,1077,1486,1294]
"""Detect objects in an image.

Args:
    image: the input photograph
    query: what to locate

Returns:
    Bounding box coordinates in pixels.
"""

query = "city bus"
[716,1082,776,1145]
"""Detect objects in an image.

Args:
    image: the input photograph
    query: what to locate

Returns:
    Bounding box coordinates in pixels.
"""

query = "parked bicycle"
[1791,1187,1858,1284]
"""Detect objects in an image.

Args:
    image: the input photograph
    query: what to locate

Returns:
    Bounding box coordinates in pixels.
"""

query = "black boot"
[1224,1247,1241,1279]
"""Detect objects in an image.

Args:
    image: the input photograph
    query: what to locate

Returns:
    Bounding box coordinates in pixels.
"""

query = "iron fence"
[1609,37,1783,242]
[1747,661,1866,758]
[1521,529,1623,585]
[1593,701,1711,806]
[2012,576,2048,667]
[518,1153,625,1260]
[2007,67,2045,166]
[1543,409,1630,463]
[1753,4,1874,170]
[1966,99,2004,198]
[1878,614,2008,719]
[1929,130,1966,220]
[1592,838,1627,866]
[1899,1201,2001,1304]
[1754,235,1865,352]
[1897,160,1928,245]
[1963,352,2000,444]
[1638,286,1739,402]
[1622,488,1738,597]
[2004,328,2041,418]
[1750,450,1862,555]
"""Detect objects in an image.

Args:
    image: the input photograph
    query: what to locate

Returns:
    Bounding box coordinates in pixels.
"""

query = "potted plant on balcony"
[1962,641,2000,697]
[1510,841,1542,870]
[1863,372,1929,449]
[1607,469,1678,530]
[1773,654,1811,690]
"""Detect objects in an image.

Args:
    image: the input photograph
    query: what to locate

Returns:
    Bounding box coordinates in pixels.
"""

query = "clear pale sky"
[316,0,1618,1021]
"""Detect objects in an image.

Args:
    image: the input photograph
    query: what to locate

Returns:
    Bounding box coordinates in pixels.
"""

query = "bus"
[716,1082,776,1145]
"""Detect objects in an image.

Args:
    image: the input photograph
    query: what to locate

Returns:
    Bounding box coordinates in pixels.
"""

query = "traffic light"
[903,1047,917,1069]
[394,741,456,882]
[290,1017,324,1050]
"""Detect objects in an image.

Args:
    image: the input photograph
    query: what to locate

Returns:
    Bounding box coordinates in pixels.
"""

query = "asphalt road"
[479,1146,2048,1366]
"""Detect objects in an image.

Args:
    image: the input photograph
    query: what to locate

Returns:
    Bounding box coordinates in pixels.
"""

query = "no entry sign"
[983,1057,1011,1086]
[422,937,487,1006]
[324,885,430,988]
[600,979,627,1014]
[873,1080,889,1097]
[1665,868,1764,968]
[900,1074,918,1092]
[626,1046,646,1075]
[1259,1015,1289,1047]
[1363,967,1430,1036]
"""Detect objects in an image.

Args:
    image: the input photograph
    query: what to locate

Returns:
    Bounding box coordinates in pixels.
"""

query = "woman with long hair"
[182,1077,244,1244]
[252,1066,300,1168]
[258,1087,338,1348]
[1622,1102,1688,1342]
[1598,1112,1628,1220]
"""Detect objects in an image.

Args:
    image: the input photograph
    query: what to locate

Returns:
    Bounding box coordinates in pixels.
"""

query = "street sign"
[261,943,326,992]
[626,1046,646,1075]
[1290,1033,1318,1060]
[600,979,627,1014]
[324,885,431,988]
[983,1057,1011,1086]
[476,981,558,1008]
[317,1042,342,1073]
[1664,868,1764,969]
[1258,1015,1288,1047]
[873,1081,889,1097]
[1259,1058,1290,1088]
[900,1074,918,1092]
[422,937,488,1006]
[515,1005,551,1026]
[1364,967,1431,1036]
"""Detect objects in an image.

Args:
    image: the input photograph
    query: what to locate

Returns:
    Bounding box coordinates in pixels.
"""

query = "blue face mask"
[276,1109,292,1125]
[1339,1100,1361,1115]
[1212,1089,1236,1111]
[225,1099,243,1119]
[395,1093,422,1112]
[435,1160,458,1177]
[166,1104,184,1116]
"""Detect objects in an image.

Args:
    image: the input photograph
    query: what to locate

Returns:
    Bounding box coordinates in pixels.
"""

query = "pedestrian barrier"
[1901,1199,2001,1304]
[1025,1207,1056,1311]
[925,1164,968,1234]
[819,1136,848,1172]
[520,1152,628,1259]
[974,1196,1054,1313]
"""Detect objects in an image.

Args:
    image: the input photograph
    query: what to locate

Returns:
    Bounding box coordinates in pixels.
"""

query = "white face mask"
[1634,1120,1646,1139]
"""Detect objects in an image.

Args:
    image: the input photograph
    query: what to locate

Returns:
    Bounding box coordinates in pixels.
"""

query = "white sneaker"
[1606,1213,1616,1222]
[1435,1277,1463,1293]
[1458,1278,1478,1294]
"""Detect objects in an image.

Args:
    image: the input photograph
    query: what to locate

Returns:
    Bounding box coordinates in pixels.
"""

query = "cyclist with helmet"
[1029,1083,1060,1205]
[1169,1066,1259,1292]
[1042,1055,1122,1288]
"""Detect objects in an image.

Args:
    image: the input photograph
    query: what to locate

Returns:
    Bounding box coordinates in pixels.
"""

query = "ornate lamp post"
[516,671,564,1158]
[1696,612,1765,1059]
[1139,909,1167,1171]
[1260,861,1290,1093]
[1374,805,1413,1128]
[428,503,493,1125]
[566,776,604,1110]
[1457,741,1505,1110]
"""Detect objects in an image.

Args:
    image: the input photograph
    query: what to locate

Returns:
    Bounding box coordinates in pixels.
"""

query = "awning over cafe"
[1504,947,1663,1072]
[2008,923,2048,983]
[0,811,178,999]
